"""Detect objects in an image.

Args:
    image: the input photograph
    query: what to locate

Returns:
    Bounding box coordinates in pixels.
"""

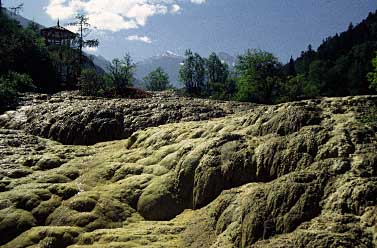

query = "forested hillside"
[291,10,377,96]
[0,10,56,90]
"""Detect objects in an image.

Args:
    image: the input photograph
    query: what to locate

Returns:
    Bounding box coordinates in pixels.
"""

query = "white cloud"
[170,4,181,14]
[45,0,206,32]
[84,47,98,52]
[191,0,207,4]
[126,35,152,44]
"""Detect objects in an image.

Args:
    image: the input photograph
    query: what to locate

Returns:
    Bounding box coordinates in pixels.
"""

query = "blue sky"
[4,0,377,62]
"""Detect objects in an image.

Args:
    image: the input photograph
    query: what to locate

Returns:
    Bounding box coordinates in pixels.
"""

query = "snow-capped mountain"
[218,52,237,67]
[135,51,185,89]
[160,50,181,58]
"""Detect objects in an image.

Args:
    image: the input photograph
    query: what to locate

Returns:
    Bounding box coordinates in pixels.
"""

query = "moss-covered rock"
[0,95,376,247]
[46,192,134,231]
[34,154,64,170]
[48,184,80,200]
[137,173,183,220]
[0,207,36,245]
[3,226,81,248]
[32,195,61,225]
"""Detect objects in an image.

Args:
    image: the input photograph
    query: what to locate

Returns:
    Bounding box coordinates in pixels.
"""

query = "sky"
[3,0,377,62]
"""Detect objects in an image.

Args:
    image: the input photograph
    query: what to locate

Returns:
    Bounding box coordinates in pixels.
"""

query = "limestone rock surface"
[0,93,376,247]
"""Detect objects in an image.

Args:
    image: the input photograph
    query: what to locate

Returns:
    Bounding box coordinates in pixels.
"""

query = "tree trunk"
[79,22,83,68]
[78,21,83,79]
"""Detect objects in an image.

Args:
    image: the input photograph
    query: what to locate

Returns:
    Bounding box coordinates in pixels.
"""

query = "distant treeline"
[179,10,377,103]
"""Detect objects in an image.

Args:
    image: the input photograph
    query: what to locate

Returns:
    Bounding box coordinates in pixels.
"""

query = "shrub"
[0,80,18,108]
[6,71,35,92]
[0,72,35,109]
[78,69,102,96]
[144,67,171,91]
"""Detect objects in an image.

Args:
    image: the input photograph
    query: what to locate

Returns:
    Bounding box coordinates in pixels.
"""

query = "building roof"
[41,20,76,38]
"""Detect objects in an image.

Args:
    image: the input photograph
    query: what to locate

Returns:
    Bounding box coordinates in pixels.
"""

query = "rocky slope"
[0,92,253,145]
[0,93,376,247]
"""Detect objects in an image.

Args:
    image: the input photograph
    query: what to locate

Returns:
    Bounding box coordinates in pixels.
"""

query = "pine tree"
[68,14,99,72]
[287,56,296,76]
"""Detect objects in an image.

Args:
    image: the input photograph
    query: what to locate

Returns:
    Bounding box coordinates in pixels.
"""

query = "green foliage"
[48,46,80,89]
[78,69,103,96]
[0,10,57,91]
[5,71,35,92]
[207,53,229,84]
[367,52,377,91]
[278,74,320,102]
[179,49,206,95]
[77,54,140,98]
[209,78,236,100]
[106,54,135,95]
[292,11,377,96]
[0,81,18,108]
[0,72,35,108]
[144,67,171,91]
[177,11,377,103]
[303,80,320,98]
[206,52,231,98]
[68,14,99,69]
[0,10,102,93]
[179,51,233,98]
[235,49,282,103]
[279,75,305,102]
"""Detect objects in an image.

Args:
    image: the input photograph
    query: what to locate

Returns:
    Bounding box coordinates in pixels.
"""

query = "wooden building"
[41,20,78,88]
[40,20,76,47]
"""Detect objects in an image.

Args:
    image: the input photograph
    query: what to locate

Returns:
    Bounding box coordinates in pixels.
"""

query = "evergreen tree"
[288,11,377,97]
[0,12,56,91]
[287,56,296,76]
[368,52,377,91]
[308,60,326,92]
[144,67,170,91]
[68,14,99,72]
